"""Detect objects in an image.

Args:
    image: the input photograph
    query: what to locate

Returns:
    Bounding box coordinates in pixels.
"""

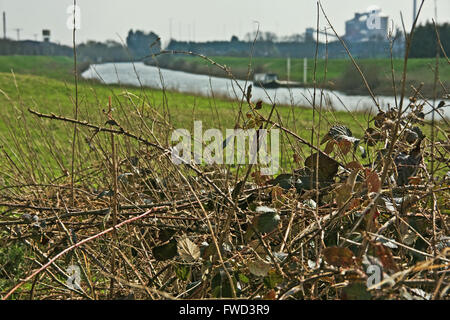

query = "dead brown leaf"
[322,247,355,268]
[365,169,381,193]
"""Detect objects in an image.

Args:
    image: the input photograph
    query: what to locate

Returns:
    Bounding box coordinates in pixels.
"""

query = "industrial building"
[344,6,389,42]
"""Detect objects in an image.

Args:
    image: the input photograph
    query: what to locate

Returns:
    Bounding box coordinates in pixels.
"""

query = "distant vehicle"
[253,73,278,87]
[253,73,302,89]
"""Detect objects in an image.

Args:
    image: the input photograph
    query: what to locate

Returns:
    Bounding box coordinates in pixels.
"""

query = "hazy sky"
[0,0,448,46]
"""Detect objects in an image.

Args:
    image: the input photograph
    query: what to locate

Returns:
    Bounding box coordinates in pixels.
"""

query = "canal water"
[82,62,448,119]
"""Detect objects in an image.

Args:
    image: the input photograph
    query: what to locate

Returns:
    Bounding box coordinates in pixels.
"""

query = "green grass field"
[0,56,375,181]
[0,56,366,131]
[2,55,447,183]
[0,56,76,82]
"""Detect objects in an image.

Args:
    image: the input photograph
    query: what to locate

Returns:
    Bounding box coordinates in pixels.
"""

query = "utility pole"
[286,56,291,82]
[13,28,22,41]
[2,12,6,39]
[303,57,307,84]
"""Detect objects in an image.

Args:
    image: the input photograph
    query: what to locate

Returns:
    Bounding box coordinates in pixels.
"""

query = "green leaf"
[304,152,339,182]
[238,273,249,284]
[159,229,176,242]
[175,264,190,281]
[152,239,177,261]
[269,174,294,190]
[263,269,283,289]
[269,168,319,193]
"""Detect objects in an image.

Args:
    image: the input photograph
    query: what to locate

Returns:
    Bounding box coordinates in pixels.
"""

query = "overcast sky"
[0,0,448,46]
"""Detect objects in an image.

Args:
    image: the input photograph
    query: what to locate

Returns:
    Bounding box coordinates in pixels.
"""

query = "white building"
[345,6,389,42]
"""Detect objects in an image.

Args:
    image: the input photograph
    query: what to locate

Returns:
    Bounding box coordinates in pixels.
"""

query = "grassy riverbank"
[0,55,371,177]
[147,55,449,98]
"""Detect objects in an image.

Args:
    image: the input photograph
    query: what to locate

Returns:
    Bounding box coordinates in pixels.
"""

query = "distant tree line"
[126,30,161,59]
[242,31,309,43]
[77,30,163,62]
[166,36,404,59]
[77,40,129,63]
[0,39,72,56]
[410,22,450,58]
[0,23,447,61]
[0,29,163,62]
